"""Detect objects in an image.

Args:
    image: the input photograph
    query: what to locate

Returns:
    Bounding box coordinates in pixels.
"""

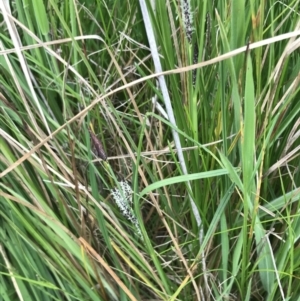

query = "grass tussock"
[0,0,300,300]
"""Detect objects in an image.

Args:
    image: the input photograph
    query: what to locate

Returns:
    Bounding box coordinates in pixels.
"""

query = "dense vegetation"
[0,0,300,300]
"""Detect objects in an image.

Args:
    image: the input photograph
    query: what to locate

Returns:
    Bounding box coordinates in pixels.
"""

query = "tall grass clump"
[0,0,299,300]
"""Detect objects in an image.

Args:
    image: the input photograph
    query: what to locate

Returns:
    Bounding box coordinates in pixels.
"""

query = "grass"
[0,0,300,300]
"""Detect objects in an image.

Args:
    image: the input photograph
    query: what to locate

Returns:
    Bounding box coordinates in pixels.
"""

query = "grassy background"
[0,0,300,300]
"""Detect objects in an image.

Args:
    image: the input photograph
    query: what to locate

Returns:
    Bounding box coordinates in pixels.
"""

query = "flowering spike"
[89,130,107,161]
[110,181,143,240]
[181,0,194,44]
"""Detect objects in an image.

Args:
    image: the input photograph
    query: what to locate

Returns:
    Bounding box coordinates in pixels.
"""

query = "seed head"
[89,130,107,160]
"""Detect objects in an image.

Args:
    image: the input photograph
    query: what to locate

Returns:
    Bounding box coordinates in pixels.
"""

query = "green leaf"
[31,0,49,35]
